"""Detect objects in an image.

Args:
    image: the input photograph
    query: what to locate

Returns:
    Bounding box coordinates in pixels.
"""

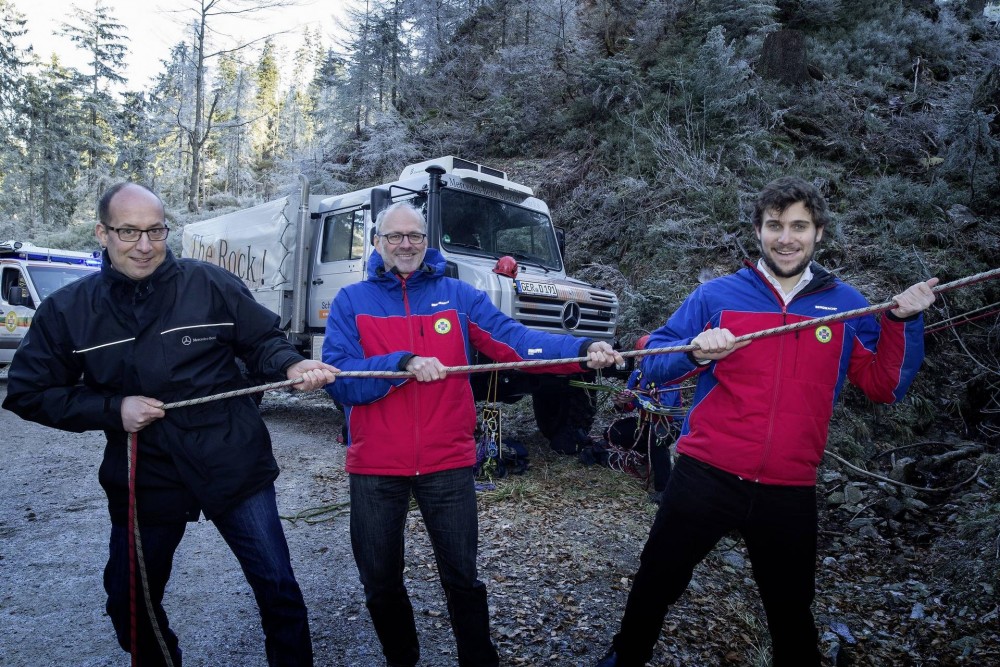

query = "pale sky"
[15,0,348,90]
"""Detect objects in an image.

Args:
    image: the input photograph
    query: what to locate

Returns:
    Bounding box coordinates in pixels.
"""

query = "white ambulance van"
[0,241,101,364]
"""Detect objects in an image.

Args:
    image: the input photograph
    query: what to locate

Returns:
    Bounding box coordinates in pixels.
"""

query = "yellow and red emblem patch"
[434,318,452,334]
[815,325,833,344]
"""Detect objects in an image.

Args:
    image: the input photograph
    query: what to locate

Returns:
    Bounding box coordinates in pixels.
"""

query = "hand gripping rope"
[126,267,999,666]
[159,266,1000,409]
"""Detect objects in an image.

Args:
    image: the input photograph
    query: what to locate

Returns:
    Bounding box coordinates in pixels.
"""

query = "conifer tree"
[59,0,129,185]
[22,59,85,228]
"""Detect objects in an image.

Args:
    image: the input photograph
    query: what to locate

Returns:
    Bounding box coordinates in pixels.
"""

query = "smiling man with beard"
[596,176,939,667]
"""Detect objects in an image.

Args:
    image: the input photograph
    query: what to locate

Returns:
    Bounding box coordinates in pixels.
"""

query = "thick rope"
[925,301,1000,335]
[160,267,1000,411]
[127,434,137,667]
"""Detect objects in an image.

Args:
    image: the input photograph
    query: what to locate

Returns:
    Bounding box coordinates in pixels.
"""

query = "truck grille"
[514,289,618,340]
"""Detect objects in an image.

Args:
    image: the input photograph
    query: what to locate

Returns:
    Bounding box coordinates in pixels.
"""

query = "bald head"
[95,183,169,281]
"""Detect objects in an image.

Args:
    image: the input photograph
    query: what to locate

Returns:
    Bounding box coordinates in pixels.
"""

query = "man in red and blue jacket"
[323,201,623,667]
[598,177,938,667]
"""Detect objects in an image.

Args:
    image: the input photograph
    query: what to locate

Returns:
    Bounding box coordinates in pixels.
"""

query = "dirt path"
[7,380,994,666]
[0,387,466,667]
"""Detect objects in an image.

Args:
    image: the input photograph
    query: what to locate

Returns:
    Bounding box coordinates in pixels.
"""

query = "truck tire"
[532,380,597,453]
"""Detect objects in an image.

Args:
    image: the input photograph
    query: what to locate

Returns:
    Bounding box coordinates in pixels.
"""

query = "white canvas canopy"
[181,197,297,290]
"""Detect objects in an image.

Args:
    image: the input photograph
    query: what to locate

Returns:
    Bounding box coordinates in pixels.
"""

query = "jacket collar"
[101,248,180,293]
[368,247,447,283]
[743,258,836,301]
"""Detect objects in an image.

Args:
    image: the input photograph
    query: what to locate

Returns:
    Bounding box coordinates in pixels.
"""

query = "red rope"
[128,432,138,667]
[126,432,177,667]
[925,307,1000,335]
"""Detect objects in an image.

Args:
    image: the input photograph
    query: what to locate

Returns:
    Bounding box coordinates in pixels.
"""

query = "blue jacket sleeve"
[462,285,590,371]
[321,289,412,406]
[846,310,925,404]
[641,285,714,386]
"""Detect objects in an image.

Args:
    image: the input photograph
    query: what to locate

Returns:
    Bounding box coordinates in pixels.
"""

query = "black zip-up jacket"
[3,250,303,524]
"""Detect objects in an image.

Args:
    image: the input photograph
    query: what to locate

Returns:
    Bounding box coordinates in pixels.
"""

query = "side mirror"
[370,188,392,245]
[555,226,566,260]
[370,187,391,221]
[7,285,24,307]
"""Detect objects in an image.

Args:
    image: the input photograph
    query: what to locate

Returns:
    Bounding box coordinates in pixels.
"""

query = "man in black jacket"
[3,183,337,667]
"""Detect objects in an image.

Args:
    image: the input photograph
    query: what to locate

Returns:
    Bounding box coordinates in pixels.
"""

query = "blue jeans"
[611,455,822,667]
[104,484,312,666]
[350,467,499,667]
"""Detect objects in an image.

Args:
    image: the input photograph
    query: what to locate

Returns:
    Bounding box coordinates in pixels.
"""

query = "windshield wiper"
[504,251,553,273]
[446,242,483,251]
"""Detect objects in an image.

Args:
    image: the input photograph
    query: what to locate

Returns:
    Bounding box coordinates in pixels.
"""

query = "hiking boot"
[595,647,620,667]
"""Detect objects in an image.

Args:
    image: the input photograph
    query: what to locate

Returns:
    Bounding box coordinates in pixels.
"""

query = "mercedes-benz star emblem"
[182,335,192,346]
[561,302,581,331]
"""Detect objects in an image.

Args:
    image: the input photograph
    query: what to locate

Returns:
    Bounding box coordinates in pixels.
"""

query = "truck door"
[308,208,368,331]
[0,266,33,364]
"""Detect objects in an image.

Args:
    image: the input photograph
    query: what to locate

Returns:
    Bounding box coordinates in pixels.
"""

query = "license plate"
[516,280,558,298]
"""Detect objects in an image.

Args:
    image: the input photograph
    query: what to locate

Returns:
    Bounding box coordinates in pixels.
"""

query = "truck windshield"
[27,265,96,301]
[427,189,562,271]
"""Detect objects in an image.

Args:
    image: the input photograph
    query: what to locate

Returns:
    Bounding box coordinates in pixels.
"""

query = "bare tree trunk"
[187,11,208,212]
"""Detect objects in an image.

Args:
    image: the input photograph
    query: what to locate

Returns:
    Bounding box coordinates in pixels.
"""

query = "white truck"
[181,157,619,439]
[0,241,102,364]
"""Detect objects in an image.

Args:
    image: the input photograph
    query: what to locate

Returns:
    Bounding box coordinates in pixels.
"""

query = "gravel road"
[0,386,472,667]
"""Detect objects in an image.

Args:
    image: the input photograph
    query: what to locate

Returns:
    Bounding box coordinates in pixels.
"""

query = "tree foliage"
[58,0,129,184]
[0,0,998,449]
[0,0,998,659]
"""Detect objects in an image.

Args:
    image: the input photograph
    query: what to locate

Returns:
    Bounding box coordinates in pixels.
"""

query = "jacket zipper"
[755,304,787,482]
[400,276,421,475]
[750,267,787,483]
[744,262,842,482]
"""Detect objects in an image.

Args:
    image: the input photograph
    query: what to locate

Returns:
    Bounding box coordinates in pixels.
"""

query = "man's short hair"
[752,176,830,229]
[97,182,164,225]
[374,201,426,235]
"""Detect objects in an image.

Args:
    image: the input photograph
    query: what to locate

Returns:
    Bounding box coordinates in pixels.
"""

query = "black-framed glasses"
[379,232,427,245]
[103,225,170,242]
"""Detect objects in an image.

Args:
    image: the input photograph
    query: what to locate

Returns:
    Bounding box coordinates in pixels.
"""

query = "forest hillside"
[1,0,999,663]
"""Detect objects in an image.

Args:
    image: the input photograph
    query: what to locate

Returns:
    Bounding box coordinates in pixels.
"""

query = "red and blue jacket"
[323,248,593,476]
[642,261,926,486]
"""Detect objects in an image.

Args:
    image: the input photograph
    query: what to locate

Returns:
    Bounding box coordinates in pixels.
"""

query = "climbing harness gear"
[475,372,504,482]
[602,380,683,487]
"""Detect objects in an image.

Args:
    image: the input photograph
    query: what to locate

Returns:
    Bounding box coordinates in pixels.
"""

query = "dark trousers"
[611,455,822,667]
[104,484,313,667]
[349,467,500,667]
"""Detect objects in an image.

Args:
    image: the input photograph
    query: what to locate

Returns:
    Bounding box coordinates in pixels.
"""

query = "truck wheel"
[531,381,596,452]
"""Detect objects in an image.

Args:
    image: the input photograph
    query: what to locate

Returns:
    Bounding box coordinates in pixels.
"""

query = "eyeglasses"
[379,232,427,245]
[103,225,170,242]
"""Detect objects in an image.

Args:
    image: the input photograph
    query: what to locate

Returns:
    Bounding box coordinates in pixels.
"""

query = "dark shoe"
[596,647,619,667]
